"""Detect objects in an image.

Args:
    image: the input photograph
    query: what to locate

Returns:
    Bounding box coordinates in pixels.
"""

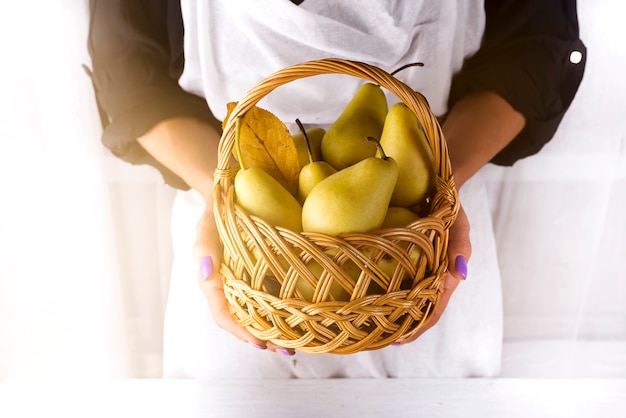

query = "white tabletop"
[1,378,625,418]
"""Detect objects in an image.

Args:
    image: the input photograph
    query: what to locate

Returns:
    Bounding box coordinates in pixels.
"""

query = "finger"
[198,260,266,348]
[266,341,296,356]
[394,205,471,345]
[400,270,462,344]
[200,271,295,354]
[194,202,265,347]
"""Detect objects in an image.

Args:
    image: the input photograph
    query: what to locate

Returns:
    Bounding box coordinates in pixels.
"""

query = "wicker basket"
[213,58,459,354]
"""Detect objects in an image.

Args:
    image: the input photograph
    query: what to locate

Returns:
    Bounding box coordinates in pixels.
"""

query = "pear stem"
[390,62,424,76]
[295,118,315,164]
[235,116,246,171]
[366,136,389,160]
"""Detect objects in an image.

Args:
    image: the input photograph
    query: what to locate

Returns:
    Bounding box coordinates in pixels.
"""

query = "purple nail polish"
[251,343,266,350]
[391,342,403,346]
[455,255,468,280]
[279,349,293,356]
[200,255,213,281]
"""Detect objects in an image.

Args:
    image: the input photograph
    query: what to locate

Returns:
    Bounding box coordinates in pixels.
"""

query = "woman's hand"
[137,117,295,356]
[390,91,524,345]
[194,197,295,356]
[395,203,471,344]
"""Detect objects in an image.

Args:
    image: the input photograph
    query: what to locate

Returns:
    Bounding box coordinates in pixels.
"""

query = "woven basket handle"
[215,58,453,185]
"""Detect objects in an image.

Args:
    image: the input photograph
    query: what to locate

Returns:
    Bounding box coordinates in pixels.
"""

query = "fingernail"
[391,342,403,346]
[250,342,266,350]
[455,255,468,280]
[200,255,213,281]
[279,349,293,356]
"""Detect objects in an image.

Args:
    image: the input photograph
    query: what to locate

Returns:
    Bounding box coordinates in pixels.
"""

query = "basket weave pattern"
[213,59,459,354]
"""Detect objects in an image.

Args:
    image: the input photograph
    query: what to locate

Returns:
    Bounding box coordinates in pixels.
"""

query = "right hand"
[393,203,471,344]
[193,195,295,356]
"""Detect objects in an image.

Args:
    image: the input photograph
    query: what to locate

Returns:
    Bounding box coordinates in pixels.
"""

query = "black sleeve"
[86,0,221,190]
[448,0,587,166]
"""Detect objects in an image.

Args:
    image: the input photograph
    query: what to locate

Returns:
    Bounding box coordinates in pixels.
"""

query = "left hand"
[194,196,295,355]
[396,203,471,344]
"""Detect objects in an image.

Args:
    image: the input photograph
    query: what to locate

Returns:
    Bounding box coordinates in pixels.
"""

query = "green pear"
[295,120,337,203]
[302,138,398,235]
[362,206,422,286]
[293,127,325,168]
[248,238,292,272]
[296,261,351,302]
[233,116,303,232]
[235,166,303,232]
[381,206,419,229]
[371,247,423,283]
[377,102,435,207]
[298,161,337,204]
[361,242,423,287]
[321,83,388,170]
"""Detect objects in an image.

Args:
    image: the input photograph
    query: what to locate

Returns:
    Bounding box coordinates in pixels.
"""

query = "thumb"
[194,202,223,280]
[193,201,266,347]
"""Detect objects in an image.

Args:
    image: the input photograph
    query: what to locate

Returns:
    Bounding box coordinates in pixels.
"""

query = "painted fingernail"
[391,342,403,346]
[279,349,293,356]
[200,255,213,281]
[250,342,266,350]
[455,255,468,280]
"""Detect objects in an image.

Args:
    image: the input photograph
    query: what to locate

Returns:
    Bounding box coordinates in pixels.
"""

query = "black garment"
[448,1,587,165]
[87,0,216,190]
[87,0,586,189]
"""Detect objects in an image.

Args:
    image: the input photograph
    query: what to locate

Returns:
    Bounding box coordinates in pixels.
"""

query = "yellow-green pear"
[235,166,303,232]
[298,161,337,203]
[373,247,423,282]
[321,83,388,170]
[233,116,303,232]
[293,127,325,168]
[296,261,351,302]
[362,205,423,284]
[381,206,419,229]
[296,120,337,203]
[248,238,293,272]
[302,138,398,235]
[377,102,435,207]
[361,241,423,284]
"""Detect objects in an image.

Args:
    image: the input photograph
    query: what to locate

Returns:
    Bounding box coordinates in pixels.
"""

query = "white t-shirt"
[163,0,503,379]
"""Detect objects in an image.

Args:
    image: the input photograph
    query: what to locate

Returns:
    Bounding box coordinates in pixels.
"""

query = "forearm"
[442,91,526,189]
[137,117,221,200]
